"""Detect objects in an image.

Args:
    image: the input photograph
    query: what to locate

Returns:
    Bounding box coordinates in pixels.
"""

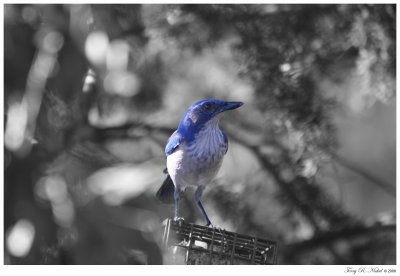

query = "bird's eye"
[203,103,212,110]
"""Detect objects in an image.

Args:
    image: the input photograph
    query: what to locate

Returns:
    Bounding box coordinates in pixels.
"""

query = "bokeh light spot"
[43,175,68,203]
[85,31,109,65]
[87,164,160,206]
[5,101,28,151]
[42,31,64,54]
[106,40,130,71]
[103,71,140,97]
[279,63,291,72]
[21,6,38,25]
[6,219,36,258]
[52,199,75,227]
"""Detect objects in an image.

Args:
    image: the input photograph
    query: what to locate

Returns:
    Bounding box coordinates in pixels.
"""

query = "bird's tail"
[155,174,175,204]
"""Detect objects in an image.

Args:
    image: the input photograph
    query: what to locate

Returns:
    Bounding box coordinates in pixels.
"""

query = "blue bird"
[156,99,243,226]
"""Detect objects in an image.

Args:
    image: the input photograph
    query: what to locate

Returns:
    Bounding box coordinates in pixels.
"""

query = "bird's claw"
[206,223,223,233]
[174,217,185,226]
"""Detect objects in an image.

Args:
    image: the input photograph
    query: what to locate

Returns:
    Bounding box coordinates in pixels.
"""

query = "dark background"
[4,4,396,264]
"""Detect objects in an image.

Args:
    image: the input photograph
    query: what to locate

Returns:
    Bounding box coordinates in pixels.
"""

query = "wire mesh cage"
[162,219,278,265]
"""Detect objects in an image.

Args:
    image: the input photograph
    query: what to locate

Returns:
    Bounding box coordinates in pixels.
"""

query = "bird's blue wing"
[165,131,183,156]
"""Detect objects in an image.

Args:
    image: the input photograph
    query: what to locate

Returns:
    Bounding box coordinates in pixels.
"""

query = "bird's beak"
[219,101,244,113]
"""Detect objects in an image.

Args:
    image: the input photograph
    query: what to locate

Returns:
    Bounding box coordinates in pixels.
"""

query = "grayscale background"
[4,4,396,264]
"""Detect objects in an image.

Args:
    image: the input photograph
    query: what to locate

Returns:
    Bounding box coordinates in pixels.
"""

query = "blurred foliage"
[4,4,395,265]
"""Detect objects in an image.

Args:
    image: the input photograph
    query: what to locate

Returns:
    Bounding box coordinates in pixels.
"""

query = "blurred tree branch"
[327,149,396,196]
[281,223,395,264]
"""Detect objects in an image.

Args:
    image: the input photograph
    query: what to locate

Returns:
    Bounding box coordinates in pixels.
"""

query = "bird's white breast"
[167,118,227,190]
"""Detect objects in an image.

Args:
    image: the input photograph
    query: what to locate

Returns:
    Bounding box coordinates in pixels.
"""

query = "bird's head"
[178,99,243,138]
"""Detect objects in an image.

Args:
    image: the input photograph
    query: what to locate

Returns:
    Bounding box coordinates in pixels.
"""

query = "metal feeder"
[162,219,278,265]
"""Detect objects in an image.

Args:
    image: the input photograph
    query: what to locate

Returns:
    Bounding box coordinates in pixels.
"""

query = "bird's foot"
[173,216,185,226]
[215,226,224,234]
[206,223,224,233]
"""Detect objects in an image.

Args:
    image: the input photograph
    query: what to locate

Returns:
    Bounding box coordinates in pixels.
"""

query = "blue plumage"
[156,99,243,226]
[165,131,182,156]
